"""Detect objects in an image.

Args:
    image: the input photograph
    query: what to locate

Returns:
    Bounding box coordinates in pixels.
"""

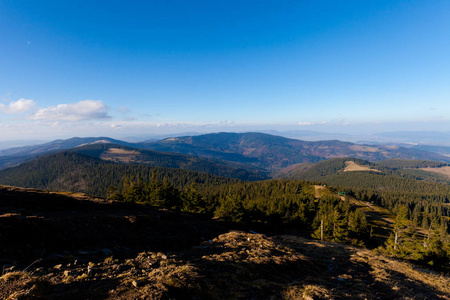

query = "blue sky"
[0,0,449,140]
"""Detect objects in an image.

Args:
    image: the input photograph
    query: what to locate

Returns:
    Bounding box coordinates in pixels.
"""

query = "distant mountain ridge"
[1,132,450,172]
[141,132,450,170]
[0,137,134,157]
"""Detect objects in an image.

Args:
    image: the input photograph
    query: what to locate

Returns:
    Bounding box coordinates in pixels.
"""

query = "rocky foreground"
[1,185,450,299]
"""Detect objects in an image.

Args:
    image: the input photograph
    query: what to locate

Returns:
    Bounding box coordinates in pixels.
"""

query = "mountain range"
[2,132,450,197]
[2,132,450,171]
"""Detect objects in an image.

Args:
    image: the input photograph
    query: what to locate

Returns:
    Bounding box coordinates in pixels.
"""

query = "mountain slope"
[142,132,450,170]
[275,157,450,207]
[1,186,449,299]
[69,143,268,181]
[0,152,241,197]
[0,136,133,157]
[2,132,450,172]
[277,157,450,183]
[0,137,137,169]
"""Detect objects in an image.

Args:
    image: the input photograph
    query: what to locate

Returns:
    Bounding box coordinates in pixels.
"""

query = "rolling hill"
[0,152,243,197]
[275,157,450,209]
[2,132,450,172]
[141,132,450,170]
[69,143,268,181]
[0,137,136,170]
[276,157,450,183]
[0,136,134,157]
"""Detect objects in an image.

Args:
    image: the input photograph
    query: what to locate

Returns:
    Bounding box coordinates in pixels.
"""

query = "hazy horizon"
[1,1,449,140]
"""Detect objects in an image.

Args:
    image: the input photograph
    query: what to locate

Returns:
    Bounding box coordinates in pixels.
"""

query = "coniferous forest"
[107,171,450,273]
[1,149,450,273]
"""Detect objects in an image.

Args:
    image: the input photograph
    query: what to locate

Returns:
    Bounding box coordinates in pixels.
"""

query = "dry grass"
[2,231,450,299]
[343,161,380,172]
[0,271,50,300]
[100,148,141,163]
[105,148,140,155]
[420,166,450,178]
[349,145,380,152]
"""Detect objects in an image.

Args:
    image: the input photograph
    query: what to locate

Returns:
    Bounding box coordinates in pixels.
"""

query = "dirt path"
[314,185,327,198]
[314,185,429,238]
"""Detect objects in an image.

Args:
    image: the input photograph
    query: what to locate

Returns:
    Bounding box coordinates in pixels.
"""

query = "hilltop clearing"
[1,186,450,299]
[420,166,450,179]
[343,161,381,172]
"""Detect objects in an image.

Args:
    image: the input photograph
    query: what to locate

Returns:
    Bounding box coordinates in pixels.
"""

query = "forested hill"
[141,132,450,169]
[69,143,268,181]
[276,157,450,184]
[276,157,450,231]
[0,152,241,197]
[0,136,134,157]
[0,137,137,169]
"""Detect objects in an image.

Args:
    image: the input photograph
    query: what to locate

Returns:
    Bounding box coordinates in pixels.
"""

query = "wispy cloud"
[298,121,327,126]
[118,106,130,113]
[0,98,35,114]
[155,120,240,129]
[29,100,110,121]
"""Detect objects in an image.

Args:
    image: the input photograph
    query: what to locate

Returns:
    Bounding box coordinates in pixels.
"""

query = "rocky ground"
[1,185,450,299]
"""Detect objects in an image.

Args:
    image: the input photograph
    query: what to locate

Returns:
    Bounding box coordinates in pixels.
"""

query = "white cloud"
[0,98,35,114]
[30,100,109,121]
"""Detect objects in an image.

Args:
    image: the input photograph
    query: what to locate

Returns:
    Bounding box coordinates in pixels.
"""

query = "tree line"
[108,173,370,247]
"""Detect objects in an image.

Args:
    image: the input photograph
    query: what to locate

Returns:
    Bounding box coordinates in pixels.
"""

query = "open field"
[420,166,450,179]
[343,161,380,172]
[100,148,141,163]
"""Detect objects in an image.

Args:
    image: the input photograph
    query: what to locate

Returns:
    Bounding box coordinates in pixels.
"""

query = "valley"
[3,2,449,298]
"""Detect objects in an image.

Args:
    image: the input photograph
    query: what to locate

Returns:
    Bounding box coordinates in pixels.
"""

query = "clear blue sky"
[1,0,449,140]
